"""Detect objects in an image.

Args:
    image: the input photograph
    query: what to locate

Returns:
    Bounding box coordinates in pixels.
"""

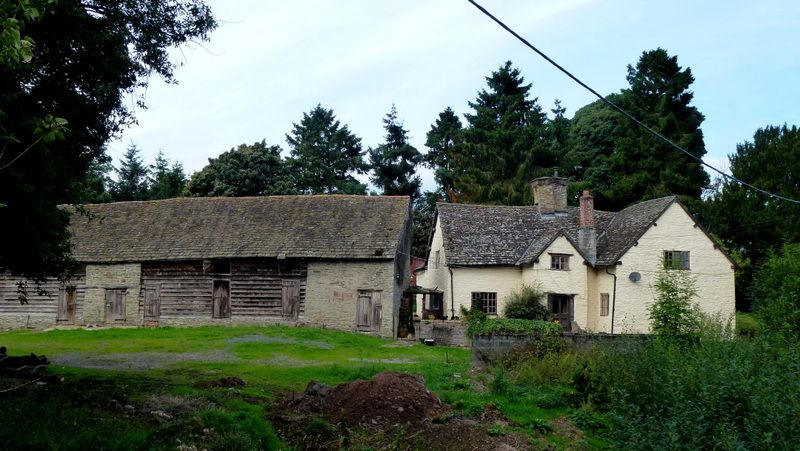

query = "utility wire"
[465,0,800,205]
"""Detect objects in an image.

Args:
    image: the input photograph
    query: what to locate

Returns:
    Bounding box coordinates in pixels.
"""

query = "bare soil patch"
[271,371,532,450]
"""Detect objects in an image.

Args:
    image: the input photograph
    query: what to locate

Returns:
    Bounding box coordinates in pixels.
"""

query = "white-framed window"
[434,250,441,269]
[600,293,609,316]
[471,292,497,315]
[664,250,690,270]
[550,254,570,271]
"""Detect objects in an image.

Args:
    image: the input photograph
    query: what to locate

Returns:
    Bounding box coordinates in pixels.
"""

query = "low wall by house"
[472,333,650,366]
[413,319,470,347]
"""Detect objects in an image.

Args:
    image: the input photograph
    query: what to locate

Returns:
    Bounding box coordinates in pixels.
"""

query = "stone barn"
[0,195,412,338]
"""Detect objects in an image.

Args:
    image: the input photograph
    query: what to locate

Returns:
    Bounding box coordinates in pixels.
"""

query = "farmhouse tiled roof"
[436,196,675,266]
[66,195,410,263]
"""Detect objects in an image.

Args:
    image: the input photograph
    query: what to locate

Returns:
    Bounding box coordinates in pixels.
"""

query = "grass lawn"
[0,325,601,450]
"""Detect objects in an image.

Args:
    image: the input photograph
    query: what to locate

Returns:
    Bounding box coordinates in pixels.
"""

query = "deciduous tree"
[566,49,708,211]
[0,0,216,279]
[185,141,294,197]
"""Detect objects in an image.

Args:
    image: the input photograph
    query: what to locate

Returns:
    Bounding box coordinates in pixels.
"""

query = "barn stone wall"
[84,263,141,324]
[305,260,398,338]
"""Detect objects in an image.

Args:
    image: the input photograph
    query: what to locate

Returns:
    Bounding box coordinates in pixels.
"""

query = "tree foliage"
[454,61,550,205]
[286,105,367,195]
[111,144,150,201]
[751,243,800,340]
[0,0,216,279]
[186,141,293,197]
[424,106,463,195]
[148,151,186,200]
[368,105,422,198]
[566,49,708,211]
[701,124,800,309]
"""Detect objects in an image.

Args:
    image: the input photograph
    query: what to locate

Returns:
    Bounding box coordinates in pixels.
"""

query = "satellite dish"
[629,272,641,282]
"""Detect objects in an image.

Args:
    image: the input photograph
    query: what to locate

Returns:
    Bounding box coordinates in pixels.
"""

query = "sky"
[107,0,800,191]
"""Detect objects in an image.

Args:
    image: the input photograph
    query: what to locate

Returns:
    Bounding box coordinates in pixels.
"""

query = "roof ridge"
[77,194,409,207]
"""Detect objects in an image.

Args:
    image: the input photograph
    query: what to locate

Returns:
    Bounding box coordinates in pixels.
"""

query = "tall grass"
[502,329,800,449]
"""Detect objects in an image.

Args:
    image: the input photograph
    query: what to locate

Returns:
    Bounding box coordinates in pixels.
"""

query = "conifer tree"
[424,107,463,196]
[111,144,150,201]
[148,151,186,200]
[369,105,422,198]
[456,61,550,205]
[286,105,367,194]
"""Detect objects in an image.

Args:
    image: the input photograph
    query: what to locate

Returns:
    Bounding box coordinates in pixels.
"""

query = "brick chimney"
[578,190,597,265]
[532,175,569,217]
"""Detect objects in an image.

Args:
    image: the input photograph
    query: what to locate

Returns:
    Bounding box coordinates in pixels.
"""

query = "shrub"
[503,284,551,320]
[752,243,800,340]
[648,266,702,340]
[466,318,561,337]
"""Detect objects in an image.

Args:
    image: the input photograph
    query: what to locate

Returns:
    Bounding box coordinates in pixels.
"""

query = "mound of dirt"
[285,372,448,429]
[326,372,447,428]
[273,371,534,450]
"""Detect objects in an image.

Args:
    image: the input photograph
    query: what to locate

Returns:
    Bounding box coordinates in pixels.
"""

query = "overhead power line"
[465,0,800,205]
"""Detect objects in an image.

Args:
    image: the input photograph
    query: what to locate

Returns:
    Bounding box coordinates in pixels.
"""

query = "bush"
[503,284,551,320]
[752,243,800,340]
[648,266,702,340]
[466,318,561,337]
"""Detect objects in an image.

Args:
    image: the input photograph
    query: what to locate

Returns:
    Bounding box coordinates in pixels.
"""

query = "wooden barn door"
[105,288,126,323]
[212,280,231,319]
[143,285,161,321]
[356,290,381,332]
[57,287,76,323]
[281,279,301,321]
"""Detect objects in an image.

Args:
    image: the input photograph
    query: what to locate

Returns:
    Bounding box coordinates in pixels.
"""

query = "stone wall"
[414,320,470,347]
[84,263,141,324]
[304,260,398,338]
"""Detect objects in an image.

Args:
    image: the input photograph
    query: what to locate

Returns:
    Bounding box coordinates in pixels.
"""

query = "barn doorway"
[57,287,77,324]
[356,290,381,332]
[143,285,161,323]
[281,279,301,320]
[105,288,126,323]
[212,280,231,319]
[548,293,574,332]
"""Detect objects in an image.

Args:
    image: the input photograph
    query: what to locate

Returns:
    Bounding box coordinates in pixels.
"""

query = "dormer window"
[550,254,570,271]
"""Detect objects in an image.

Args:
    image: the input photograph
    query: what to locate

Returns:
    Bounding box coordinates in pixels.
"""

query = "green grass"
[0,324,597,449]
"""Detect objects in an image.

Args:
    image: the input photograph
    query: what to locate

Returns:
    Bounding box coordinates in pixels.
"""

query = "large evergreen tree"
[0,0,216,279]
[185,141,294,197]
[701,124,800,309]
[369,105,422,198]
[424,107,463,196]
[566,48,708,211]
[455,61,550,205]
[148,151,187,200]
[111,144,150,201]
[286,105,367,195]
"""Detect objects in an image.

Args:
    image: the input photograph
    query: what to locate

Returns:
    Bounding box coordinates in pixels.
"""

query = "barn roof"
[436,196,676,267]
[66,195,410,263]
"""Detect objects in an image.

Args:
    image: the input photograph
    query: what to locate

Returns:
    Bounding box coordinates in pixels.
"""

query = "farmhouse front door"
[356,290,381,332]
[281,279,301,320]
[212,280,231,319]
[105,288,126,323]
[548,294,573,332]
[143,285,161,321]
[57,287,77,323]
